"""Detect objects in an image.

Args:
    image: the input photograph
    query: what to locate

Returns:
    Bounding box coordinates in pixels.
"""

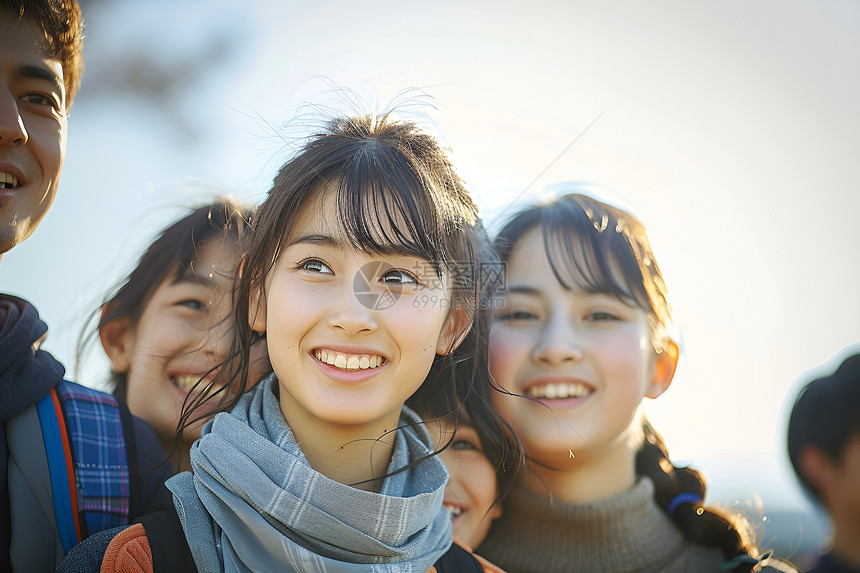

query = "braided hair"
[637,421,763,571]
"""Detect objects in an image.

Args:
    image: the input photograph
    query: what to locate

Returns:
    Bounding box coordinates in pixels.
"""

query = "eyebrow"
[171,268,219,289]
[16,64,64,97]
[505,286,542,296]
[287,234,344,249]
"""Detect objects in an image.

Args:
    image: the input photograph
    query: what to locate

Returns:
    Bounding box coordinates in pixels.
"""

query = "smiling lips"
[172,375,206,393]
[0,172,19,189]
[314,349,386,371]
[526,381,593,400]
[443,501,463,518]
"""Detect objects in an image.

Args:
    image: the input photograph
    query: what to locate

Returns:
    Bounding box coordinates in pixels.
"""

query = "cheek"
[592,329,654,385]
[489,390,527,439]
[388,301,448,353]
[32,115,67,174]
[446,454,498,509]
[488,329,528,388]
[465,457,499,509]
[132,317,199,366]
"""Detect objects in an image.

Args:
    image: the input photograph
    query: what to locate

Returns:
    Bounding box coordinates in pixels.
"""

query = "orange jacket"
[100,524,505,573]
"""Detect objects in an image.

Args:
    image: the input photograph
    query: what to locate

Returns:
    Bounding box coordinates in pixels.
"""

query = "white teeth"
[314,349,385,371]
[444,504,462,517]
[0,172,18,189]
[172,375,200,392]
[527,382,591,400]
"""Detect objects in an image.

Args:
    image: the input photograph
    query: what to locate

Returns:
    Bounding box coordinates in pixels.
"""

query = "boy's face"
[0,14,67,261]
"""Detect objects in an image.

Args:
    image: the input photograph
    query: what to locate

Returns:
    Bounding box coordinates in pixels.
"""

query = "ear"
[249,285,267,334]
[98,307,133,374]
[435,307,472,356]
[798,445,836,494]
[645,339,678,399]
[490,500,503,520]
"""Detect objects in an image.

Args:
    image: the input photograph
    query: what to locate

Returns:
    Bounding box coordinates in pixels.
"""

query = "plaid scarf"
[167,375,452,572]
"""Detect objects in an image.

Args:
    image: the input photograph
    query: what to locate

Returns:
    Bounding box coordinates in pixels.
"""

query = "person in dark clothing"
[788,352,860,573]
[1,2,172,570]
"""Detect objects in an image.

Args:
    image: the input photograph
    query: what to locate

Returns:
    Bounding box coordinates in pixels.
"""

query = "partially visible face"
[0,15,67,259]
[489,227,666,467]
[255,191,459,437]
[108,240,242,441]
[430,419,501,548]
[825,434,860,527]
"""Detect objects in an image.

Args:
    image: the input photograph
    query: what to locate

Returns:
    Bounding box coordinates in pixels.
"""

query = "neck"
[280,402,402,493]
[524,433,637,504]
[159,435,195,473]
[830,519,860,567]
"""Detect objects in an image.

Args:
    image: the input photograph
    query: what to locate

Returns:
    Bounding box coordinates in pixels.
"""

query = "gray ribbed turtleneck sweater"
[476,477,725,573]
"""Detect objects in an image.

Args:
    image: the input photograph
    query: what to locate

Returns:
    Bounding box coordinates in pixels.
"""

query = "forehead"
[287,186,415,250]
[505,227,574,287]
[505,226,630,297]
[284,191,344,247]
[0,15,64,89]
[194,238,240,272]
[165,238,240,293]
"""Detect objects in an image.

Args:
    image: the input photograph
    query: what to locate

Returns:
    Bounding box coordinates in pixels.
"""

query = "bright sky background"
[2,0,858,526]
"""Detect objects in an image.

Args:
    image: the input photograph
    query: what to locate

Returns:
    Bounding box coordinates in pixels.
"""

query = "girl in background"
[477,191,794,572]
[83,198,268,472]
[63,114,520,572]
[428,413,504,549]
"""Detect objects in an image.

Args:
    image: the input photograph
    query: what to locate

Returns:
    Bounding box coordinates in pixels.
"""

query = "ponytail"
[636,420,760,573]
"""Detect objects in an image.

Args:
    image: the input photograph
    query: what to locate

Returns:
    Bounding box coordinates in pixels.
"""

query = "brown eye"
[452,438,480,452]
[298,258,333,274]
[381,268,418,285]
[177,299,206,311]
[587,311,618,322]
[497,310,537,321]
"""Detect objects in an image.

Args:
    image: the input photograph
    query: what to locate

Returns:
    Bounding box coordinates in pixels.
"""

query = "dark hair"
[198,113,523,497]
[494,192,672,350]
[77,198,252,400]
[788,353,860,502]
[493,192,766,571]
[2,0,85,109]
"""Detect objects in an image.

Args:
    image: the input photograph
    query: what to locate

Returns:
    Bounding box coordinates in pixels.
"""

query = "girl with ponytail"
[477,189,794,572]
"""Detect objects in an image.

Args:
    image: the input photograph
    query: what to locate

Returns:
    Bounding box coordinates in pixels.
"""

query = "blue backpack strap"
[54,380,131,536]
[35,387,82,553]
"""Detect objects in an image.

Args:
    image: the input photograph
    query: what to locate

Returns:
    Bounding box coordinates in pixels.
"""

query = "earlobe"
[249,287,267,334]
[435,307,472,355]
[798,446,833,493]
[490,501,503,519]
[645,340,679,399]
[98,308,133,374]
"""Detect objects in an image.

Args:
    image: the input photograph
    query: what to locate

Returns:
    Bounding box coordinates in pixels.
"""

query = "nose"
[531,313,583,366]
[328,284,379,336]
[439,447,457,475]
[0,89,28,145]
[205,312,234,363]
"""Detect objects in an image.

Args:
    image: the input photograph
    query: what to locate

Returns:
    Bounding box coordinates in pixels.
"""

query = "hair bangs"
[495,193,673,345]
[540,201,641,307]
[333,142,447,275]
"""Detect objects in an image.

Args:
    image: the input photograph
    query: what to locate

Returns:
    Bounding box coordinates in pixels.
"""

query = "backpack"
[136,506,485,573]
[35,379,142,553]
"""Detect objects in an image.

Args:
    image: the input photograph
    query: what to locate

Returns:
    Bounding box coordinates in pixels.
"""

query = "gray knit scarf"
[166,375,452,572]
